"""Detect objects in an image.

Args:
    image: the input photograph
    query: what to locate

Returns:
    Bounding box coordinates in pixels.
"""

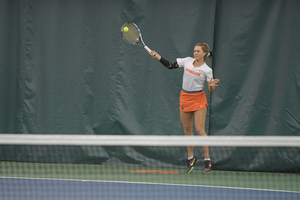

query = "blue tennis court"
[1,177,299,200]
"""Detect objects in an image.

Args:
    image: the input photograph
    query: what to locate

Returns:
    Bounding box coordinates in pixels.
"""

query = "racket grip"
[144,46,151,52]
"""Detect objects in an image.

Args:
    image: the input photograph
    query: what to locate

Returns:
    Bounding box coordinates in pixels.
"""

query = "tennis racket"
[121,22,152,53]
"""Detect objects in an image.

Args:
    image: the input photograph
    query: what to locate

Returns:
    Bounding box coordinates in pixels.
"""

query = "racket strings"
[121,23,140,44]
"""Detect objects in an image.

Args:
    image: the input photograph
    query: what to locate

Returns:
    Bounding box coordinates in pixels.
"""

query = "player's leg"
[180,111,198,173]
[194,108,209,158]
[180,111,194,156]
[194,108,211,173]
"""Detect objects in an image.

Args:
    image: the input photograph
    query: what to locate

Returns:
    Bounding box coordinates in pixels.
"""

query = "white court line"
[1,176,299,194]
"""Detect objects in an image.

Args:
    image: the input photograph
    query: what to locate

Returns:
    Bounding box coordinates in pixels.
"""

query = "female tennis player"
[149,43,220,173]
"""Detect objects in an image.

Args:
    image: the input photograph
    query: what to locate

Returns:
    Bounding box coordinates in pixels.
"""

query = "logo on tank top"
[185,68,201,76]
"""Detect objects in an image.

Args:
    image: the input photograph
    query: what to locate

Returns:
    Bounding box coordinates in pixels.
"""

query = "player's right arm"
[149,51,179,69]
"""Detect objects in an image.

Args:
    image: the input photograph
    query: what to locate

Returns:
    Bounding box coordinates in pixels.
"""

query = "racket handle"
[144,46,151,52]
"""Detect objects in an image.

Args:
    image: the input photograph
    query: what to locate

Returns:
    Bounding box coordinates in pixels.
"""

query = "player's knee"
[196,129,207,136]
[183,127,193,135]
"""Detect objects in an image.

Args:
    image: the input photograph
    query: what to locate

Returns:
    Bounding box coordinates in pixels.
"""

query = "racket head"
[121,22,144,46]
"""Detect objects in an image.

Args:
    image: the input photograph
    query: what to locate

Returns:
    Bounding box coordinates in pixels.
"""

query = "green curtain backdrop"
[0,0,299,172]
[210,0,300,137]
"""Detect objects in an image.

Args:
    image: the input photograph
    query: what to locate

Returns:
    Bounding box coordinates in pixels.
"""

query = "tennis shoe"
[185,156,199,173]
[203,160,211,173]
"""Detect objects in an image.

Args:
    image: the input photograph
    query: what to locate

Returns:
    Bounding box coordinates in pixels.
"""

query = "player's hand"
[208,78,220,87]
[149,50,157,58]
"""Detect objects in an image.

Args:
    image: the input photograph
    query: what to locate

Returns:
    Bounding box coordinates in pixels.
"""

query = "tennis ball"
[123,27,129,32]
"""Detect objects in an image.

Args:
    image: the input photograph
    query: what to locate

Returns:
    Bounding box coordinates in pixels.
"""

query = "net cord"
[0,134,299,147]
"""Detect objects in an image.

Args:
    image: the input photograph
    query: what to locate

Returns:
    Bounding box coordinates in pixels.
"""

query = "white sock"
[188,155,194,160]
[204,158,210,161]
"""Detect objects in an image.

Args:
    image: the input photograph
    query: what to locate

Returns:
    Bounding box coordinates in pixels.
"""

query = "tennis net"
[0,134,299,200]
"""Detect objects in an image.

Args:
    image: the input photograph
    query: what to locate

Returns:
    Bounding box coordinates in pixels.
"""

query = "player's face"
[193,46,206,61]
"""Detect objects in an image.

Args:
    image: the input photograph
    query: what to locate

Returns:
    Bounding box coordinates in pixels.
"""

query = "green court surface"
[1,162,299,192]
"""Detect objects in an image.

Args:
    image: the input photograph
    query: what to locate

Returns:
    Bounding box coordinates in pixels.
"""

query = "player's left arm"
[207,71,220,93]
